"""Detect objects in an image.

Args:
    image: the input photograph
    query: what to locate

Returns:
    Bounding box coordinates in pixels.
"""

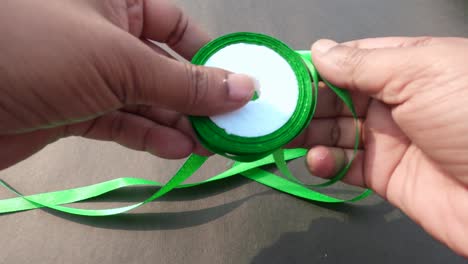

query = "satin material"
[0,33,371,217]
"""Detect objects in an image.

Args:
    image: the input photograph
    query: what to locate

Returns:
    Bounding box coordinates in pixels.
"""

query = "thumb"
[117,41,256,116]
[311,38,428,104]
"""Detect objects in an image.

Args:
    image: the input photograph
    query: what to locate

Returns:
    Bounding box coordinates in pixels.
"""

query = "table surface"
[1,1,467,263]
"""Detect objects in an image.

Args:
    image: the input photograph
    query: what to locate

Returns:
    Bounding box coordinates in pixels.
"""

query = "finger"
[118,40,256,115]
[314,81,369,118]
[341,36,438,49]
[306,146,365,188]
[142,0,211,59]
[287,117,363,149]
[310,37,436,104]
[142,39,176,59]
[307,101,412,196]
[65,111,194,159]
[122,105,212,156]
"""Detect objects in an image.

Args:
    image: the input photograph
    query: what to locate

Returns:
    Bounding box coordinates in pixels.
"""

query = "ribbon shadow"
[41,176,276,230]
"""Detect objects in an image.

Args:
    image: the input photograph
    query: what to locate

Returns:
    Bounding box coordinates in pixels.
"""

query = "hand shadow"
[251,202,466,264]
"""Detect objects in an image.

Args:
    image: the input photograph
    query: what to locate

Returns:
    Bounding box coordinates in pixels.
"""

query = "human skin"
[1,0,467,259]
[0,0,255,169]
[294,37,468,257]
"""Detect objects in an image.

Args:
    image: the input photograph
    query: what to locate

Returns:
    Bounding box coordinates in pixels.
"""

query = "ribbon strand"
[0,33,372,217]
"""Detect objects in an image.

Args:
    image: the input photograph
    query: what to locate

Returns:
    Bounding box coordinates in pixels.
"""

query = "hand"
[0,0,255,170]
[294,37,468,257]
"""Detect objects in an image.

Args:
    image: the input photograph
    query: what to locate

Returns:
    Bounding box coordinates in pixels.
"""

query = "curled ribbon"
[0,32,372,216]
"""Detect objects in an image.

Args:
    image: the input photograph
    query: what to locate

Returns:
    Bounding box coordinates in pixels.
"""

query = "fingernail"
[313,39,338,55]
[226,74,256,102]
[306,146,336,178]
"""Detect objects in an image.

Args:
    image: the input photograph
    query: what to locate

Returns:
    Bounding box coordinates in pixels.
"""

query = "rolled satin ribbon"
[0,32,372,216]
[190,33,316,162]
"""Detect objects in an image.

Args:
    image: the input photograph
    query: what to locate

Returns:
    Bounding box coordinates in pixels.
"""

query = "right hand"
[294,37,468,257]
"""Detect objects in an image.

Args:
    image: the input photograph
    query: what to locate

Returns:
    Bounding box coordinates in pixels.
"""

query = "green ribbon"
[0,32,372,217]
[190,33,316,162]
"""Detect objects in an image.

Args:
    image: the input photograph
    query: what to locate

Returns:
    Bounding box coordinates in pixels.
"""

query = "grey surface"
[1,0,467,263]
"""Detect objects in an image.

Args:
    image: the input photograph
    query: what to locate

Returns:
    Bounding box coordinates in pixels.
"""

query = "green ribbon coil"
[0,32,372,217]
[190,33,316,162]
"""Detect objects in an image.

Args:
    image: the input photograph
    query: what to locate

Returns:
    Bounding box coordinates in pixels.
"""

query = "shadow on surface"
[79,175,252,202]
[37,175,375,231]
[251,203,466,264]
[45,194,255,231]
[37,176,261,230]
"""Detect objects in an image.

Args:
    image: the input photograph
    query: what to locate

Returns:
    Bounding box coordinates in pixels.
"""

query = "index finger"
[142,0,211,59]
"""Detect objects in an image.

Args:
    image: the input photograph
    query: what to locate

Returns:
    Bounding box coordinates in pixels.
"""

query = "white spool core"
[204,43,299,137]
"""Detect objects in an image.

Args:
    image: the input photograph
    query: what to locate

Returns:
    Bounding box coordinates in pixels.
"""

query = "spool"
[190,32,317,162]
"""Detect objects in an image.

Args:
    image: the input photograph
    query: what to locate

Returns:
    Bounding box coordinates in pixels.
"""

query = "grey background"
[1,0,467,263]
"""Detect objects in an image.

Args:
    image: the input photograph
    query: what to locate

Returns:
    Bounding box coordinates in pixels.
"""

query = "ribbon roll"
[0,32,372,217]
[190,33,315,162]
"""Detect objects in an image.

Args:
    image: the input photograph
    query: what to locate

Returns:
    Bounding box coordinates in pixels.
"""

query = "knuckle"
[359,119,366,148]
[401,36,435,48]
[184,64,209,110]
[165,9,189,47]
[341,48,373,89]
[125,0,144,36]
[100,0,142,32]
[330,119,341,146]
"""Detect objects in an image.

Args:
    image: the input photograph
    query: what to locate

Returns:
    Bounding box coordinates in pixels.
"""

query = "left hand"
[0,0,255,170]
